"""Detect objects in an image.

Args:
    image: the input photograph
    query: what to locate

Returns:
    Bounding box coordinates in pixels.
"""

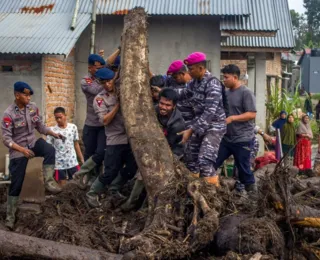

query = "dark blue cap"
[14,81,34,95]
[95,68,115,80]
[114,55,120,67]
[88,54,106,66]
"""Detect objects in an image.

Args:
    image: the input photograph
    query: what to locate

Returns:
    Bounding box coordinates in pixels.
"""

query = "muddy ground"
[0,163,319,260]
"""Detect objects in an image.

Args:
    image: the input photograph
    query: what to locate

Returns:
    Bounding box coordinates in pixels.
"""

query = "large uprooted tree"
[119,7,221,259]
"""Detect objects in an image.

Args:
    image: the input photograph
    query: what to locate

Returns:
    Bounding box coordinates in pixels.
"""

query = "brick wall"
[220,59,248,85]
[266,53,282,76]
[220,52,282,79]
[43,50,76,126]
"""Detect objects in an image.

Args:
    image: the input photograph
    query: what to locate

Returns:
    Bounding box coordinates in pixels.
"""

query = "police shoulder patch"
[96,97,103,107]
[85,78,93,84]
[3,117,12,128]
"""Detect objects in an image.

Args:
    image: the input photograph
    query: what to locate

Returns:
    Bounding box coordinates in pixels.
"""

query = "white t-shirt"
[47,123,79,170]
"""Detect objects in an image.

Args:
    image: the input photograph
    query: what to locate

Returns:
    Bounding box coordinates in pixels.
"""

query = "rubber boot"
[5,196,19,230]
[43,165,62,194]
[245,183,257,192]
[108,174,127,199]
[203,175,220,188]
[86,178,105,208]
[120,179,145,212]
[74,157,97,180]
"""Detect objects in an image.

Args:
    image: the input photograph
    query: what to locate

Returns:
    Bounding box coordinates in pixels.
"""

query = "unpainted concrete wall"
[75,15,221,128]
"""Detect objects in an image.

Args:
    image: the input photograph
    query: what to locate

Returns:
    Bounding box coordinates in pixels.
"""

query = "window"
[1,65,13,72]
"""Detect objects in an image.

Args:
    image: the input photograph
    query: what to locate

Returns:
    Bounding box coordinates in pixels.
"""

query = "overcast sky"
[288,0,305,13]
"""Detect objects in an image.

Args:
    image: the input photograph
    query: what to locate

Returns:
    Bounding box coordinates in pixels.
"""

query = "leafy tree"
[290,10,308,50]
[303,0,320,44]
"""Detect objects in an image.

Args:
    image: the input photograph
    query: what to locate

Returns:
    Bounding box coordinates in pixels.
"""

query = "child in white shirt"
[47,107,84,185]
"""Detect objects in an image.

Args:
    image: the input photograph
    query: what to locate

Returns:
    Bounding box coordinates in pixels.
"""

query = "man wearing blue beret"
[1,81,65,229]
[85,68,137,207]
[74,54,107,186]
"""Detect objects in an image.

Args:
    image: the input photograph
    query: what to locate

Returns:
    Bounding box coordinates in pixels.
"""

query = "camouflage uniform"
[165,76,194,127]
[184,71,226,177]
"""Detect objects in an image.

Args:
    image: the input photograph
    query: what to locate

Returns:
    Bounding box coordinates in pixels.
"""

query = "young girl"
[47,107,84,185]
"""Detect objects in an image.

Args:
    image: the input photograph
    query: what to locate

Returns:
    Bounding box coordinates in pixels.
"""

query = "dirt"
[0,162,318,260]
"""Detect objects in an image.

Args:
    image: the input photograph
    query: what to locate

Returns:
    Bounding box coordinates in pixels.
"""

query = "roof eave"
[221,30,277,37]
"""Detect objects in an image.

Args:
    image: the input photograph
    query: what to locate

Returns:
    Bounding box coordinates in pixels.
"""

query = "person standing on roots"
[272,111,287,161]
[294,115,313,172]
[214,65,257,192]
[178,52,227,187]
[1,82,64,229]
[86,68,138,207]
[280,114,296,167]
[73,54,106,186]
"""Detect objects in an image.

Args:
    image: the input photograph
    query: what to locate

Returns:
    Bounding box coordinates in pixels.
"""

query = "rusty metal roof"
[0,0,293,53]
[0,0,251,16]
[222,0,294,49]
[0,13,91,55]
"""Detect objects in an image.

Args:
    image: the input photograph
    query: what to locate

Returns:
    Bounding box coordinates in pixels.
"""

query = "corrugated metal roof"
[222,0,294,48]
[0,0,251,16]
[0,13,91,55]
[220,0,278,31]
[92,0,250,15]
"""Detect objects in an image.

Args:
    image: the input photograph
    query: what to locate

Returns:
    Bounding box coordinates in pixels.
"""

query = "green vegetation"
[291,0,320,51]
[266,84,303,125]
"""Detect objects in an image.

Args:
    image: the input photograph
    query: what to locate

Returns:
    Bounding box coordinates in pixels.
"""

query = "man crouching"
[1,82,64,229]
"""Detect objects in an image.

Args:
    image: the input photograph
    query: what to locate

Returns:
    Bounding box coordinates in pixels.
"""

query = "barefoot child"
[47,107,84,185]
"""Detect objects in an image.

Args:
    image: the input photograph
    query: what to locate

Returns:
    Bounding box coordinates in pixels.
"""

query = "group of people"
[2,48,272,229]
[273,111,313,170]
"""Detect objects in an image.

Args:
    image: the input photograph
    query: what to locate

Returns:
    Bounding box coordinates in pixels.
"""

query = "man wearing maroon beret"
[178,52,227,187]
[165,60,194,127]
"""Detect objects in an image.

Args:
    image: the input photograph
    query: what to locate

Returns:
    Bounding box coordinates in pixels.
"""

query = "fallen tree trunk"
[0,229,123,260]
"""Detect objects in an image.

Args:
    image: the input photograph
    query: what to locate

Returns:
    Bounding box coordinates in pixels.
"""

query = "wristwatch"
[260,131,265,136]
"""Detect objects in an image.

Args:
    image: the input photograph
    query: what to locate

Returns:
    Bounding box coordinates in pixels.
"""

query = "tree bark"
[0,229,123,260]
[120,8,174,200]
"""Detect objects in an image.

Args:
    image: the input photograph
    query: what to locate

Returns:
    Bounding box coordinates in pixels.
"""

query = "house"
[0,0,294,171]
[298,48,320,93]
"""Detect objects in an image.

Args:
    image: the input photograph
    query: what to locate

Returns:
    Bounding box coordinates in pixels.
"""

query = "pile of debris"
[0,163,318,259]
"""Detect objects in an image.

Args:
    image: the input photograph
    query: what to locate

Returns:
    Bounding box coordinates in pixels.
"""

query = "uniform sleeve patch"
[96,97,103,107]
[85,78,93,84]
[3,117,12,128]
